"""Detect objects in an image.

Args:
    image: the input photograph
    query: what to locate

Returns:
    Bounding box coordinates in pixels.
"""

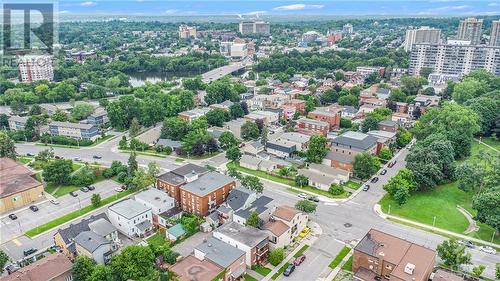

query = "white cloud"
[273,4,324,11]
[247,11,267,15]
[488,2,499,6]
[424,5,470,13]
[164,9,179,14]
[80,1,96,7]
[59,10,70,13]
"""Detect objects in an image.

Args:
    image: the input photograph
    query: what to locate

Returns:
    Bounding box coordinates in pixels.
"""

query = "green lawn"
[480,137,500,150]
[18,157,33,164]
[244,274,258,281]
[146,231,169,248]
[228,162,350,199]
[343,180,361,190]
[25,189,134,237]
[271,263,290,280]
[45,174,106,198]
[379,138,500,244]
[328,246,351,269]
[252,265,272,277]
[89,135,114,146]
[341,256,353,271]
[293,245,309,258]
[119,149,167,158]
[175,158,185,162]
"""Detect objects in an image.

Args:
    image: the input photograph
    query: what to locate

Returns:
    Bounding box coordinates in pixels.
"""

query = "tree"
[496,263,500,280]
[388,88,407,102]
[229,103,245,119]
[329,184,344,195]
[128,153,138,176]
[295,175,309,187]
[42,159,73,184]
[246,211,261,228]
[219,131,239,149]
[353,153,381,180]
[361,115,380,133]
[465,97,499,136]
[436,240,471,271]
[71,103,94,120]
[419,67,433,79]
[396,128,412,148]
[192,140,206,156]
[0,114,9,130]
[295,200,317,213]
[71,165,97,186]
[205,109,230,127]
[52,109,68,122]
[72,256,96,281]
[161,117,189,141]
[240,101,249,115]
[338,95,358,106]
[29,104,42,116]
[261,126,268,145]
[147,162,161,178]
[129,117,140,137]
[268,248,285,266]
[91,194,102,208]
[131,168,155,189]
[383,169,417,205]
[321,89,339,104]
[204,78,241,105]
[87,265,113,281]
[0,132,16,159]
[307,135,328,163]
[452,78,487,104]
[119,136,128,149]
[111,245,155,281]
[0,250,9,273]
[241,121,259,140]
[472,186,500,231]
[400,75,426,96]
[472,265,486,279]
[226,146,242,162]
[241,175,264,193]
[181,214,199,234]
[378,147,393,161]
[35,149,54,162]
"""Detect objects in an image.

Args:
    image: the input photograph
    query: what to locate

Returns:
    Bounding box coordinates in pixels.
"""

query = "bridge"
[202,59,251,83]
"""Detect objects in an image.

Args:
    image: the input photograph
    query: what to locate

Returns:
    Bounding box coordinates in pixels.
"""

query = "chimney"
[404,263,415,275]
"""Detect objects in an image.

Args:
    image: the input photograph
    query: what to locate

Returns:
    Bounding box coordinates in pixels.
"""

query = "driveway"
[0,179,121,244]
[172,232,211,257]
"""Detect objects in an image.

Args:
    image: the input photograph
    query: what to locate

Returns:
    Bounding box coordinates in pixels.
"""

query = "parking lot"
[0,179,121,244]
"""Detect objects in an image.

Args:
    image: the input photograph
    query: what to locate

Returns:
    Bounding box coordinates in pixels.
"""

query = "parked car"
[299,227,311,238]
[23,248,37,257]
[114,187,124,192]
[370,177,379,183]
[69,191,78,197]
[380,169,387,175]
[308,196,319,202]
[29,205,39,212]
[8,214,17,220]
[50,199,60,205]
[478,246,496,254]
[298,193,308,199]
[388,161,397,168]
[54,156,61,159]
[458,240,474,248]
[87,185,96,191]
[362,185,370,191]
[5,264,20,274]
[74,157,82,161]
[80,187,89,192]
[93,155,102,159]
[283,264,296,276]
[26,153,35,157]
[293,255,306,266]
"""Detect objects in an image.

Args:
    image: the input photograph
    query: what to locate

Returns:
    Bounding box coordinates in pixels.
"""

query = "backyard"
[379,138,500,244]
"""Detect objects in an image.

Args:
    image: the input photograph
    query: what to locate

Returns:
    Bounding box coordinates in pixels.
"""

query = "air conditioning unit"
[404,263,415,275]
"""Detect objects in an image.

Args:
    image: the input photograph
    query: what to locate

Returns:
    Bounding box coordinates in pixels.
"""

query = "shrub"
[329,184,344,195]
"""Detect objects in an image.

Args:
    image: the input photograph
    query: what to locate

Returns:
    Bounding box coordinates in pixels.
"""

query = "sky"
[6,0,500,16]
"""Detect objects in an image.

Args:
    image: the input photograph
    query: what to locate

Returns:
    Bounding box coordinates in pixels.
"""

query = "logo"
[2,3,55,55]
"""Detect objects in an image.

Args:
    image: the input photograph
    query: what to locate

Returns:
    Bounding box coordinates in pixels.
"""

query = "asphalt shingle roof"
[195,237,245,268]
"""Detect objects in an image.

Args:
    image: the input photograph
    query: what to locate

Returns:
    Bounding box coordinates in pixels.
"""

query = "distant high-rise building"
[178,25,197,39]
[342,23,353,35]
[457,18,483,44]
[490,20,500,46]
[239,20,270,35]
[17,55,54,83]
[409,43,500,76]
[404,26,441,52]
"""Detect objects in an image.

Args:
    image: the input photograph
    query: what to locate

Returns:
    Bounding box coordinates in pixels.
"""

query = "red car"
[293,255,306,266]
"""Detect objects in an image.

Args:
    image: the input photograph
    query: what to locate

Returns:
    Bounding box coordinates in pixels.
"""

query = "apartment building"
[307,106,341,130]
[457,18,483,45]
[178,25,197,39]
[490,20,500,46]
[245,110,280,124]
[324,131,379,172]
[239,20,270,35]
[48,121,99,141]
[404,26,441,52]
[7,115,28,130]
[409,43,500,76]
[296,117,329,136]
[178,108,210,123]
[87,108,109,126]
[156,164,209,204]
[17,55,54,83]
[356,66,385,78]
[107,199,153,237]
[135,188,176,229]
[343,23,353,35]
[353,229,436,281]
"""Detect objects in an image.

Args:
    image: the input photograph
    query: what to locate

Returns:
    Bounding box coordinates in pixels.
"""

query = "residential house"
[135,188,176,229]
[266,139,296,158]
[375,88,391,100]
[223,118,247,140]
[167,223,186,242]
[325,131,379,172]
[378,120,398,133]
[194,237,247,281]
[296,118,329,136]
[356,66,385,79]
[408,95,441,118]
[178,108,210,123]
[0,157,44,213]
[48,121,99,141]
[54,213,118,260]
[264,206,308,249]
[277,132,311,152]
[156,163,209,204]
[367,130,397,147]
[40,104,58,116]
[282,104,297,120]
[248,94,289,110]
[0,253,73,281]
[298,163,350,190]
[283,99,306,113]
[209,100,234,111]
[202,153,231,173]
[245,110,279,125]
[391,112,412,127]
[155,139,182,150]
[341,106,357,119]
[213,222,270,267]
[233,195,274,226]
[352,229,436,281]
[74,231,113,264]
[431,269,466,281]
[242,141,265,156]
[179,171,236,216]
[307,106,341,130]
[361,98,386,108]
[107,198,153,237]
[7,116,28,130]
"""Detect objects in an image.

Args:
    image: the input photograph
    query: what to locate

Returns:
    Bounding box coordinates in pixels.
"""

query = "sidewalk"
[374,204,499,248]
[322,249,353,281]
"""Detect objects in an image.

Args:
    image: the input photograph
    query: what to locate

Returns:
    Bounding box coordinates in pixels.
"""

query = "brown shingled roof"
[264,220,289,236]
[0,157,42,199]
[273,205,300,222]
[0,253,72,281]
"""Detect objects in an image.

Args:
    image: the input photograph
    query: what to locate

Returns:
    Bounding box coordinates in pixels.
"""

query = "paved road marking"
[12,239,21,246]
[323,203,339,206]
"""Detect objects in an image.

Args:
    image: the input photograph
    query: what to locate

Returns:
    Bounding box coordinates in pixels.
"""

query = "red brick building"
[296,117,329,136]
[307,106,341,130]
[284,99,306,114]
[156,164,208,205]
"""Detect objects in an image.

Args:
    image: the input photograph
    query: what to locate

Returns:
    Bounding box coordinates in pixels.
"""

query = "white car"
[50,199,60,205]
[298,193,308,199]
[114,187,124,192]
[73,157,82,162]
[478,246,496,255]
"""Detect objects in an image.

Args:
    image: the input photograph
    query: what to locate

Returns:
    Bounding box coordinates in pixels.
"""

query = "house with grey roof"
[298,163,350,190]
[48,121,99,141]
[8,116,28,131]
[155,139,182,150]
[75,231,113,264]
[325,131,379,172]
[135,188,175,229]
[278,132,311,151]
[202,153,230,173]
[266,139,297,158]
[107,198,153,237]
[213,222,270,266]
[194,237,246,280]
